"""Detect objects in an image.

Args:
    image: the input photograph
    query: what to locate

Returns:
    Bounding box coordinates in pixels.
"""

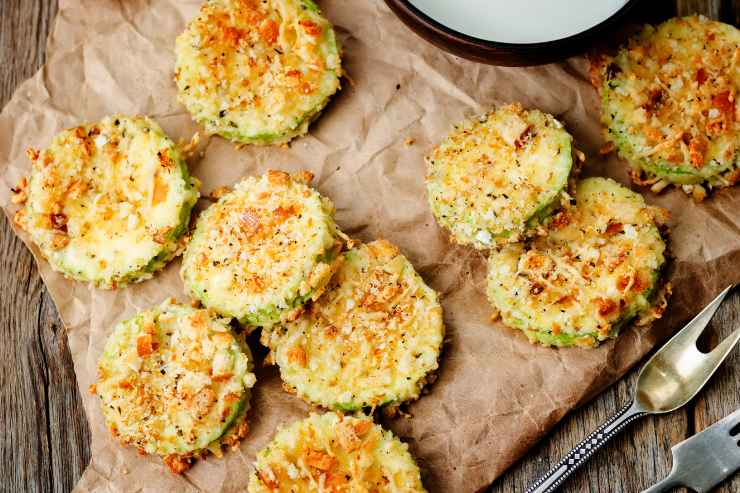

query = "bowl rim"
[389,0,642,50]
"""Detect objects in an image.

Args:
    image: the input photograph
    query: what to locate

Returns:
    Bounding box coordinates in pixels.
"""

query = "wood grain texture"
[0,2,90,493]
[0,1,737,493]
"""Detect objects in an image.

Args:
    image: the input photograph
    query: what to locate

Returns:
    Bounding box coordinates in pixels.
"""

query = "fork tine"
[706,326,740,363]
[667,284,734,347]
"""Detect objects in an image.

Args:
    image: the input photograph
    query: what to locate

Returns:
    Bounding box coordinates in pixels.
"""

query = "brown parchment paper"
[1,1,739,491]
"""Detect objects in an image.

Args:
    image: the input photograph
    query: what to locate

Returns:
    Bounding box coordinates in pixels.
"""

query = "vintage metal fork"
[525,285,740,493]
[642,407,740,493]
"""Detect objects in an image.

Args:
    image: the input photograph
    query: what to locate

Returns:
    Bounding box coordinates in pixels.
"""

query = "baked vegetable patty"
[487,177,667,347]
[426,103,574,249]
[16,115,199,288]
[261,239,444,410]
[181,170,342,326]
[599,16,739,193]
[96,299,256,470]
[249,413,426,493]
[175,0,342,145]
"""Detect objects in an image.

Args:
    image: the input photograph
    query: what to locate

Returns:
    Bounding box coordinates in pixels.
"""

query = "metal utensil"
[525,285,740,493]
[642,407,740,493]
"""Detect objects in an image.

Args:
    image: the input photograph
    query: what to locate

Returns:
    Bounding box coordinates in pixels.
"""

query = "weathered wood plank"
[0,1,90,493]
[676,0,724,17]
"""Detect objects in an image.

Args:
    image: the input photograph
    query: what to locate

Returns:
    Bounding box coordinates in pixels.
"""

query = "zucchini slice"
[261,239,444,411]
[486,177,667,347]
[19,115,199,289]
[181,170,342,326]
[96,299,256,470]
[600,16,739,192]
[249,413,427,493]
[426,103,574,249]
[175,0,342,145]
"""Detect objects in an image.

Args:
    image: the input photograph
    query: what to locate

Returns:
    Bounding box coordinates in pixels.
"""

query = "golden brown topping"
[273,205,298,223]
[157,149,174,168]
[153,227,172,245]
[191,387,217,417]
[136,334,156,357]
[299,19,322,36]
[266,169,290,186]
[26,147,40,162]
[696,67,708,85]
[287,346,307,367]
[258,469,279,490]
[293,170,314,184]
[259,19,279,44]
[595,298,618,317]
[163,454,192,475]
[599,141,616,155]
[604,220,623,236]
[240,208,262,236]
[304,449,336,471]
[712,91,734,115]
[688,137,707,167]
[10,177,28,204]
[550,211,570,229]
[50,234,70,250]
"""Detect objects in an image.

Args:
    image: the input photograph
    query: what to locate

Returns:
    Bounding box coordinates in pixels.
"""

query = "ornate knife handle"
[525,400,648,493]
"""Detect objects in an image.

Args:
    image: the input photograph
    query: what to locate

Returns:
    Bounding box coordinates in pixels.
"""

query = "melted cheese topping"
[19,116,199,288]
[261,240,444,410]
[487,177,667,347]
[601,16,739,188]
[249,413,426,493]
[175,0,342,144]
[181,170,341,326]
[96,299,256,460]
[426,103,573,249]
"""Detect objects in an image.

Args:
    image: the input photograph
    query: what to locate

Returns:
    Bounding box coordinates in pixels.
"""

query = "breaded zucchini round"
[17,116,199,289]
[175,0,342,145]
[487,177,667,348]
[261,239,444,411]
[181,170,342,326]
[600,16,739,193]
[96,299,256,471]
[426,103,574,249]
[249,413,426,493]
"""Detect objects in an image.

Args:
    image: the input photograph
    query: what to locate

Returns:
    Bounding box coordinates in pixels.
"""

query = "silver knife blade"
[642,408,740,493]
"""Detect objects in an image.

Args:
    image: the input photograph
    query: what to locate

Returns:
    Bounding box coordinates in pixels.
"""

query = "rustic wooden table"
[1,1,738,492]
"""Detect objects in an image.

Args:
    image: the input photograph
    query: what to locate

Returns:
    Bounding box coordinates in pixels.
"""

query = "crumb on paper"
[404,137,415,146]
[490,309,500,322]
[178,132,200,158]
[88,383,96,394]
[11,177,28,204]
[650,179,669,194]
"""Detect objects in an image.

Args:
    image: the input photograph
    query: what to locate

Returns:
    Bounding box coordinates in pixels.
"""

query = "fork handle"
[525,400,648,493]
